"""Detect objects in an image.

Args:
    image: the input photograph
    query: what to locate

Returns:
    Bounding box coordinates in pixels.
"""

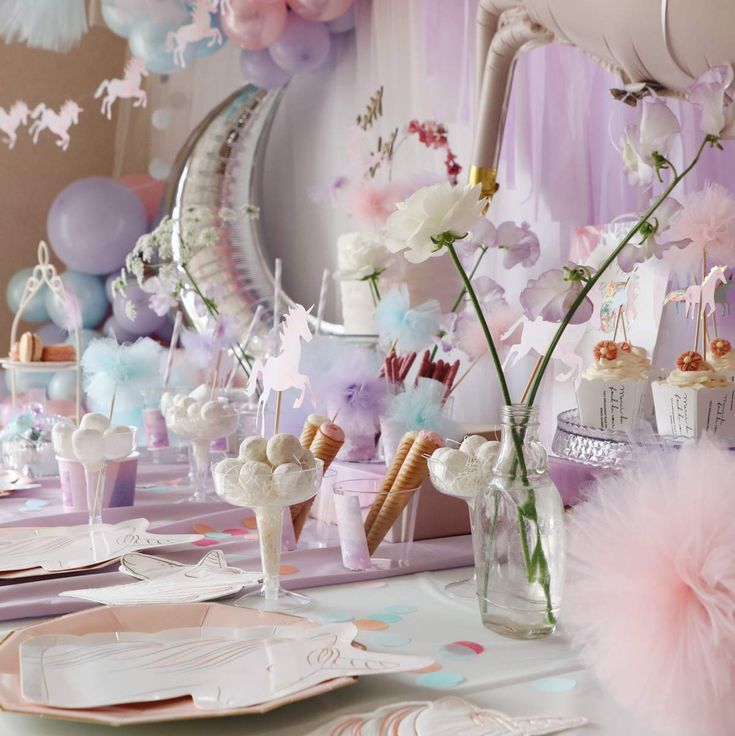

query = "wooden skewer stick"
[620,309,629,344]
[612,306,623,342]
[520,355,544,405]
[108,386,117,423]
[274,391,283,435]
[446,351,485,397]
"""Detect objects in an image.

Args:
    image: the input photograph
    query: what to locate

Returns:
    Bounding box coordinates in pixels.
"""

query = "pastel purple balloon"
[47,177,148,275]
[111,282,166,337]
[240,48,292,89]
[103,316,139,344]
[326,5,355,32]
[268,14,330,74]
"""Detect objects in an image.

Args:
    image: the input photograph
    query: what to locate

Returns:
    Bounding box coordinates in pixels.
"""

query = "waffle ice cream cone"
[292,423,345,539]
[363,431,417,537]
[299,414,326,449]
[366,432,443,555]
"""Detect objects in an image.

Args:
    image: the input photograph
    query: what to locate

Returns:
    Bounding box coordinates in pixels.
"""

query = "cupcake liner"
[576,378,649,431]
[651,381,735,439]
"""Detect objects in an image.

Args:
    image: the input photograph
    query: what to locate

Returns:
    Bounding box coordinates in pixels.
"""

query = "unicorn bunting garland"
[94,58,148,120]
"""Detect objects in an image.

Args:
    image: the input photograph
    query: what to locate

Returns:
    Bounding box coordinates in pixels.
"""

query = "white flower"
[334,232,400,281]
[142,276,179,316]
[520,265,594,324]
[386,183,485,263]
[688,66,735,140]
[617,198,690,273]
[620,100,680,186]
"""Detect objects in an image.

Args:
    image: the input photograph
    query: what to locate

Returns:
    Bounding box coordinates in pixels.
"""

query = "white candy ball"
[201,400,227,422]
[71,428,106,466]
[180,397,196,411]
[476,440,500,466]
[186,401,203,421]
[160,391,174,414]
[266,433,303,466]
[52,422,74,459]
[239,436,268,463]
[299,449,316,470]
[103,425,135,461]
[79,412,110,433]
[189,383,210,402]
[273,462,303,497]
[440,448,469,477]
[460,434,486,457]
[173,393,188,408]
[431,447,452,462]
[239,460,271,485]
[213,458,243,495]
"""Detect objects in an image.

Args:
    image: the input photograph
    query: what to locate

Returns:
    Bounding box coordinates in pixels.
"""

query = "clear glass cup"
[428,451,492,600]
[326,478,421,571]
[212,458,323,611]
[163,394,238,503]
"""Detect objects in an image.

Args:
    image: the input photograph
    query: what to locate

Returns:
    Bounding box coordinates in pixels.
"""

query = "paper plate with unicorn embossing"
[0,602,430,725]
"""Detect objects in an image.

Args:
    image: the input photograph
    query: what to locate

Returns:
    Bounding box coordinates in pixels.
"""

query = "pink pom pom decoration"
[564,439,735,736]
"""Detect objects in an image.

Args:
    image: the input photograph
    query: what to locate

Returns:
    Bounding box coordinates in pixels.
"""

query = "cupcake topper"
[711,337,732,357]
[676,350,705,372]
[593,340,618,362]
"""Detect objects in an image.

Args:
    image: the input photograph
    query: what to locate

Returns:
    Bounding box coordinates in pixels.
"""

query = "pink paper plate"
[0,602,356,725]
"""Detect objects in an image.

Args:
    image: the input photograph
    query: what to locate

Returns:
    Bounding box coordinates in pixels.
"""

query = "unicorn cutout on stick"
[246,304,313,426]
[684,265,728,317]
[0,101,29,149]
[94,58,148,120]
[166,0,222,68]
[28,101,82,151]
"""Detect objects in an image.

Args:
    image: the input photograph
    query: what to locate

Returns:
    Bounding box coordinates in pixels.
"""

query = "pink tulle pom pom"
[564,439,735,736]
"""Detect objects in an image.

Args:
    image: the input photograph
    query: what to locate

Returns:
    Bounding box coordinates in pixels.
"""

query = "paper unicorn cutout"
[309,696,587,736]
[598,273,639,334]
[20,623,431,711]
[166,0,222,68]
[60,550,260,605]
[503,316,587,382]
[0,101,29,148]
[94,57,148,120]
[28,100,82,150]
[0,519,201,572]
[664,266,732,317]
[246,303,313,415]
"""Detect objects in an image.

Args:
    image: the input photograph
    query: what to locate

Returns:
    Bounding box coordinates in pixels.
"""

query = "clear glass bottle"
[474,404,565,639]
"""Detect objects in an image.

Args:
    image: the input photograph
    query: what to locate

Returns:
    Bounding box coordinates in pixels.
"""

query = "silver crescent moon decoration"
[164,84,345,340]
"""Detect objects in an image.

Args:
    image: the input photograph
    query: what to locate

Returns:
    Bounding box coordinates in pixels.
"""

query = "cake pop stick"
[315,268,330,337]
[162,310,182,389]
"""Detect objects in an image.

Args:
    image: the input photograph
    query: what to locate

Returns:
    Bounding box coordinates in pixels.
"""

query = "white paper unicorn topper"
[28,100,82,151]
[0,101,30,149]
[246,304,313,413]
[166,0,223,68]
[94,58,148,121]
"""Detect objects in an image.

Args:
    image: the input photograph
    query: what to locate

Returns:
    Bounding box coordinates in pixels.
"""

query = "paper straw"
[225,305,263,390]
[315,268,330,336]
[273,258,282,336]
[162,310,183,389]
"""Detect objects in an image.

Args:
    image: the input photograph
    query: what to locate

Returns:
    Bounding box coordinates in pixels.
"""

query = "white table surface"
[0,567,661,736]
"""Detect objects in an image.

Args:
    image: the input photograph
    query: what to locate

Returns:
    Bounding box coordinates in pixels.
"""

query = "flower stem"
[447,243,511,406]
[525,137,710,407]
[430,246,489,361]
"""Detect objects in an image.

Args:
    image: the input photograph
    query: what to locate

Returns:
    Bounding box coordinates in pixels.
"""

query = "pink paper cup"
[57,454,139,512]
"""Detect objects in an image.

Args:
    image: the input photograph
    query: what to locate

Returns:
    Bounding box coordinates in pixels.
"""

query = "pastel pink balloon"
[222,0,288,51]
[287,0,352,22]
[118,173,166,224]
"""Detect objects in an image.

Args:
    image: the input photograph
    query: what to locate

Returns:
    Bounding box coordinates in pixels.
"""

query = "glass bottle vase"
[474,404,565,639]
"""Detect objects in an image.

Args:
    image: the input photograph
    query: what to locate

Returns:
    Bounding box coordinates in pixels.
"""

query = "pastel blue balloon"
[5,370,52,393]
[6,269,49,323]
[36,322,66,344]
[48,371,78,401]
[66,328,102,355]
[129,13,195,75]
[45,272,108,330]
[100,1,138,38]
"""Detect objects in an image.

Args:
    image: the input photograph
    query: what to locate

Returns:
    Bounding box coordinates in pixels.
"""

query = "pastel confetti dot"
[223,528,247,536]
[279,565,299,575]
[193,538,218,547]
[384,605,417,615]
[416,671,464,688]
[439,641,484,659]
[414,661,442,674]
[369,613,401,624]
[242,517,258,529]
[193,524,215,534]
[354,619,389,631]
[370,632,411,647]
[22,499,49,511]
[205,532,229,540]
[532,677,577,693]
[311,612,354,624]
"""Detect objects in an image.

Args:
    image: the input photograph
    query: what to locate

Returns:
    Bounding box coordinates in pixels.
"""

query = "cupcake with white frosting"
[576,340,653,431]
[652,350,735,439]
[709,338,735,380]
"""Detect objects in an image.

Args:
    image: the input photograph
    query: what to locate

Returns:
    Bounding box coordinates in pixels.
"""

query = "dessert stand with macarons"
[1,242,81,423]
